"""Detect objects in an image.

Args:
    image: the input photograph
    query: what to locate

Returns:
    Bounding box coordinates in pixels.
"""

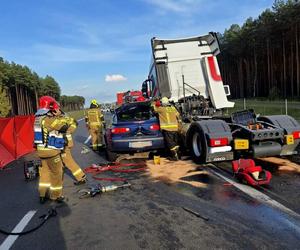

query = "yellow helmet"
[161,96,169,105]
[91,99,98,105]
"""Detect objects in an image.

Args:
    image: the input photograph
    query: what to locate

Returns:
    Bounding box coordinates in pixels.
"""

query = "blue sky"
[0,0,275,104]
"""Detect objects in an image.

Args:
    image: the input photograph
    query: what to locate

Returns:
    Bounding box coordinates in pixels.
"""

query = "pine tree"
[0,85,11,117]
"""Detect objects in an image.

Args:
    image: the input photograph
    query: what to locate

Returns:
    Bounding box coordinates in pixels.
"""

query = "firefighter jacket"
[85,108,103,128]
[34,116,69,158]
[64,116,78,148]
[153,105,181,132]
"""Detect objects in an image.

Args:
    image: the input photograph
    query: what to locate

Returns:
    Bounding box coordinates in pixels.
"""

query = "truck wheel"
[188,126,207,163]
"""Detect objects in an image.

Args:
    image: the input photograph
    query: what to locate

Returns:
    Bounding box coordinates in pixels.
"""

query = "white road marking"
[77,118,85,122]
[208,165,300,219]
[0,210,37,250]
[84,135,91,144]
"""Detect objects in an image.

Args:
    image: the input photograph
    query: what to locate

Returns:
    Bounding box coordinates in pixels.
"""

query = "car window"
[116,102,152,121]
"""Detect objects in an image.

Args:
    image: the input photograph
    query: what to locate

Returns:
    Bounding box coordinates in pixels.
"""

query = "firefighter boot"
[74,177,86,185]
[170,146,180,161]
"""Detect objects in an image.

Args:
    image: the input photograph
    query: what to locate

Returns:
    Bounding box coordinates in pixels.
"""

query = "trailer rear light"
[210,138,228,147]
[111,127,130,134]
[293,131,300,139]
[150,124,160,131]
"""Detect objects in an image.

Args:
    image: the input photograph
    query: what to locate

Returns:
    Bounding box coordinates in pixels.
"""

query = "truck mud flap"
[206,151,234,163]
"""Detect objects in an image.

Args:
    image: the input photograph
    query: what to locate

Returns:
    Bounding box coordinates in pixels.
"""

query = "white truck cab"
[147,32,234,110]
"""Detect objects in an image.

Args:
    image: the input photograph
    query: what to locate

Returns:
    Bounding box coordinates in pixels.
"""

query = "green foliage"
[0,56,62,115]
[60,95,85,111]
[0,57,61,98]
[40,75,61,100]
[219,0,300,98]
[0,85,11,117]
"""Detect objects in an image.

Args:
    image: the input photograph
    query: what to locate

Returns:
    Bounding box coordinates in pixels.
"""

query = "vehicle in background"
[142,32,300,163]
[101,108,111,113]
[104,101,164,161]
[116,90,144,106]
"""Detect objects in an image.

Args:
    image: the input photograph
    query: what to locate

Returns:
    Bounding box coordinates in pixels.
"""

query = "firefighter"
[153,96,181,160]
[85,99,104,151]
[61,115,86,185]
[34,96,68,203]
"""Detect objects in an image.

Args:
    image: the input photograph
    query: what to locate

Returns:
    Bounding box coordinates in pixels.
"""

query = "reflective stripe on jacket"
[34,115,67,158]
[154,105,180,132]
[86,108,103,127]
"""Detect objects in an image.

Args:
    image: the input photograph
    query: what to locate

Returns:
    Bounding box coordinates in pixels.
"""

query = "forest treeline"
[218,0,300,99]
[60,95,85,112]
[0,58,84,117]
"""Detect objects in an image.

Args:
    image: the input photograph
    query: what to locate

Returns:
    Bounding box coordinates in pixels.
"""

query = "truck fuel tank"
[251,141,282,158]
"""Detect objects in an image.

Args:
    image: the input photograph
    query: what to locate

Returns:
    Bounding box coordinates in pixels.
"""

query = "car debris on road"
[81,146,91,154]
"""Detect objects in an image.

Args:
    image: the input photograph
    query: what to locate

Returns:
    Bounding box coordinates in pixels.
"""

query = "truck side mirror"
[142,81,149,98]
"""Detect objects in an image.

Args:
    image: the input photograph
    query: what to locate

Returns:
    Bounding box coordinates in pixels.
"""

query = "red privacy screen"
[0,115,35,169]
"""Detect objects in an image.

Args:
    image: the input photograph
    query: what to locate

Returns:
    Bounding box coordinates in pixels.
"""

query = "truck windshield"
[116,102,152,121]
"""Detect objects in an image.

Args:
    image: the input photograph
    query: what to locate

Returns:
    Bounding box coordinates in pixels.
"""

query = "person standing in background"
[85,99,104,151]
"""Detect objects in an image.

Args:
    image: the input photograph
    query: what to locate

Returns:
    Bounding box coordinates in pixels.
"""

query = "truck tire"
[188,126,207,163]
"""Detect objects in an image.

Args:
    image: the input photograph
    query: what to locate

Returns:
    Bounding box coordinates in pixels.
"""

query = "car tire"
[104,137,119,162]
[105,149,119,162]
[188,126,207,164]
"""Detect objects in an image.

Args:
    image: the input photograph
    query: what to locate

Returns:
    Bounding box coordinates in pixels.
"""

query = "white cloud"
[105,74,127,82]
[144,0,201,13]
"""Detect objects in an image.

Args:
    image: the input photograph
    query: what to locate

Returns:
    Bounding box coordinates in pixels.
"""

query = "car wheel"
[105,149,119,162]
[104,137,119,162]
[188,126,207,163]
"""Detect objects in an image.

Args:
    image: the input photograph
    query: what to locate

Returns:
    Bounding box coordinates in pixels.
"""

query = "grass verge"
[224,99,300,122]
[66,109,86,120]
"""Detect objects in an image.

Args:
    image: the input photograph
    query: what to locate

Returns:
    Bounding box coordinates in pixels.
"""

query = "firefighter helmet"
[136,96,145,102]
[90,99,99,108]
[35,96,59,116]
[91,99,98,105]
[161,96,169,106]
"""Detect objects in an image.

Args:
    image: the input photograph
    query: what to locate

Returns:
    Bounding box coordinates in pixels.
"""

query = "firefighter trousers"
[38,154,64,200]
[61,148,85,181]
[89,125,103,150]
[162,130,180,158]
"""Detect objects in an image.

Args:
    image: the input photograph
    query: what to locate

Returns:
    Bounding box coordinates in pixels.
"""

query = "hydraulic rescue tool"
[78,182,131,198]
[0,208,57,236]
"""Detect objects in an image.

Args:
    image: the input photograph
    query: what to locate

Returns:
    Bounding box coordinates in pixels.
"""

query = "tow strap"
[0,208,57,236]
[84,162,147,182]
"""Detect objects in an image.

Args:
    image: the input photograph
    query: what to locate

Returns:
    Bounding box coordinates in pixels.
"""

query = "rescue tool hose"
[0,208,57,236]
[84,162,147,182]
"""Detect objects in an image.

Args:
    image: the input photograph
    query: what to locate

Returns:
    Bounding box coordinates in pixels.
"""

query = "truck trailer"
[142,32,300,163]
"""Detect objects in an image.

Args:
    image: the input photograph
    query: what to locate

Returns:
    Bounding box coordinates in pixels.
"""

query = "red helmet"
[35,96,59,116]
[136,96,146,102]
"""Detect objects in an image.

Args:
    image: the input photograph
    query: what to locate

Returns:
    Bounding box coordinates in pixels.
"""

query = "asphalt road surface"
[0,118,299,249]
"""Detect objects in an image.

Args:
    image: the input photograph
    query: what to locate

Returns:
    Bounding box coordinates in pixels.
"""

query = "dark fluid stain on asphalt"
[180,172,211,184]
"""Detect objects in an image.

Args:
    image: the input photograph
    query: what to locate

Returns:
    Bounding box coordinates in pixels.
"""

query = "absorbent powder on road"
[146,158,209,188]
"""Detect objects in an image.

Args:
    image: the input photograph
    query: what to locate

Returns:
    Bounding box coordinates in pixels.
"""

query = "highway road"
[0,118,299,249]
